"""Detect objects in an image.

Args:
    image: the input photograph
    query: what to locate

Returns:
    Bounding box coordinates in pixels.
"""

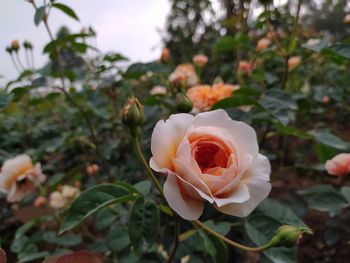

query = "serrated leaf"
[52,3,79,21]
[60,184,135,234]
[128,197,159,254]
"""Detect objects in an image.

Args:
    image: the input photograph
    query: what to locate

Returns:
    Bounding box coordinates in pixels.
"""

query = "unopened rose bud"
[267,225,313,248]
[256,38,271,51]
[288,56,301,71]
[86,164,99,176]
[193,54,208,67]
[23,40,33,50]
[34,196,47,207]
[161,48,170,62]
[176,93,193,113]
[122,95,144,128]
[122,95,145,137]
[11,40,19,51]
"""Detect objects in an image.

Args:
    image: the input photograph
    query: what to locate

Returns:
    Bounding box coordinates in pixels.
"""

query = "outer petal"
[150,114,194,171]
[192,109,259,159]
[213,183,250,207]
[215,154,271,217]
[164,172,204,220]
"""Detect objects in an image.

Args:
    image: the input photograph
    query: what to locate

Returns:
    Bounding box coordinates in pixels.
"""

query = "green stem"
[192,220,271,252]
[132,134,164,197]
[167,215,180,262]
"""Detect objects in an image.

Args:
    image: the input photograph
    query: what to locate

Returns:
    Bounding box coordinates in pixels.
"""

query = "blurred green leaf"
[34,6,46,26]
[298,185,348,212]
[52,3,79,21]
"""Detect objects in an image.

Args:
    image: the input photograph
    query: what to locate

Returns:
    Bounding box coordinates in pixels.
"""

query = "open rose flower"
[325,153,350,176]
[187,83,239,113]
[169,64,199,87]
[193,54,208,67]
[150,109,271,220]
[150,86,167,96]
[256,38,271,51]
[0,155,46,202]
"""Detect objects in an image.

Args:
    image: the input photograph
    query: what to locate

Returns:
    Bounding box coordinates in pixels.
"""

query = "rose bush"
[150,109,271,220]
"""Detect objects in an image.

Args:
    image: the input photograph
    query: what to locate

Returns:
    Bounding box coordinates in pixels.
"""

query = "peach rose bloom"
[150,86,167,95]
[0,155,46,202]
[34,196,47,207]
[86,164,99,176]
[325,153,350,176]
[150,109,271,220]
[256,38,271,51]
[169,64,199,87]
[49,191,65,209]
[193,54,208,67]
[238,61,253,75]
[288,56,301,71]
[161,48,170,62]
[187,83,239,112]
[344,14,350,24]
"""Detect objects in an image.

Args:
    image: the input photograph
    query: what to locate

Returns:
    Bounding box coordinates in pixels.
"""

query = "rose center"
[190,136,231,174]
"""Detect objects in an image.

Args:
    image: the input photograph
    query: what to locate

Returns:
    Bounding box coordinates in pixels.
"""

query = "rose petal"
[150,114,194,171]
[191,109,259,159]
[214,183,250,207]
[164,172,204,220]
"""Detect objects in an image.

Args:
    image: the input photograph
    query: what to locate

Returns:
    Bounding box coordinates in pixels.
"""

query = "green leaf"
[326,44,350,60]
[302,38,329,53]
[309,130,349,151]
[94,207,119,231]
[298,185,348,212]
[60,184,135,234]
[43,231,82,247]
[34,6,46,26]
[0,93,13,111]
[341,186,350,203]
[18,251,49,263]
[133,181,152,196]
[128,197,159,254]
[198,230,228,263]
[106,224,130,252]
[52,3,79,21]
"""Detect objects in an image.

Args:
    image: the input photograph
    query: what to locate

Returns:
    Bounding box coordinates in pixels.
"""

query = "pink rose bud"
[192,54,208,67]
[150,109,271,220]
[325,153,350,176]
[256,38,271,51]
[122,95,144,128]
[321,95,330,104]
[150,86,167,96]
[238,60,253,75]
[288,56,301,71]
[267,225,313,248]
[161,48,170,62]
[34,196,47,207]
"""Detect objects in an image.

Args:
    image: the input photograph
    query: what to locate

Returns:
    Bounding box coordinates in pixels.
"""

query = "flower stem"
[167,214,180,263]
[192,219,271,252]
[132,135,164,197]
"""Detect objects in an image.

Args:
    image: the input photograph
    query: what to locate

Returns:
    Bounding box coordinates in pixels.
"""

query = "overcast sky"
[0,0,171,85]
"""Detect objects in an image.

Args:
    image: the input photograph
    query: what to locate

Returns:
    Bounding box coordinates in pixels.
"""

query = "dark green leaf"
[52,3,79,21]
[60,184,135,234]
[128,197,159,254]
[106,225,130,252]
[298,185,348,212]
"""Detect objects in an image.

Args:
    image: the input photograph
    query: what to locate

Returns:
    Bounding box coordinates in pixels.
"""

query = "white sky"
[0,0,171,85]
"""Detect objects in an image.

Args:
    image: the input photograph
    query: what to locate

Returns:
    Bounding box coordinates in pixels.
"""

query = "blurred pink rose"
[325,153,350,176]
[0,155,46,202]
[43,251,102,263]
[288,56,301,71]
[256,38,271,51]
[0,248,6,263]
[34,196,47,207]
[344,14,350,24]
[150,109,271,220]
[150,86,167,95]
[238,61,253,76]
[193,54,208,67]
[161,48,170,62]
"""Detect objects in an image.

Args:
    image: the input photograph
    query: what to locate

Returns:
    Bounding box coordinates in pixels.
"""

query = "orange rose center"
[189,135,231,174]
